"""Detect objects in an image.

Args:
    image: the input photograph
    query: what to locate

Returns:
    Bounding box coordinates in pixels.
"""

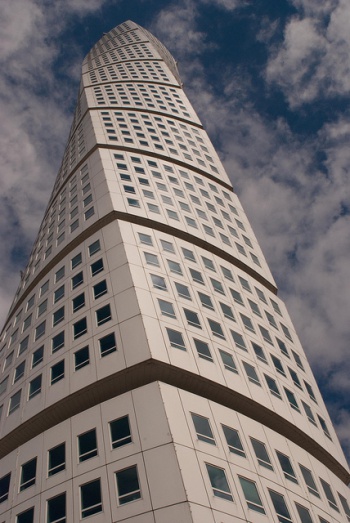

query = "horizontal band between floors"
[5,210,277,325]
[0,359,348,484]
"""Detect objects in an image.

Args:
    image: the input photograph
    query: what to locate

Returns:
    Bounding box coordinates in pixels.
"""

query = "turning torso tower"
[0,20,349,523]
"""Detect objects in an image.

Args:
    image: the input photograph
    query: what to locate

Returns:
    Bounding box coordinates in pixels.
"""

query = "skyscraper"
[0,18,349,523]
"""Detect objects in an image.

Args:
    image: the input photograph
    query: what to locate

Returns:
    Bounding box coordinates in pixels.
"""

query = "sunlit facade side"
[0,20,349,523]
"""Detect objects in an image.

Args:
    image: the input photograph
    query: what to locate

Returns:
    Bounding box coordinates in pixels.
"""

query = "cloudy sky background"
[0,0,349,461]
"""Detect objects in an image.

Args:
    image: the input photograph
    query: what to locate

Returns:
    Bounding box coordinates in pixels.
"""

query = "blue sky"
[0,0,349,462]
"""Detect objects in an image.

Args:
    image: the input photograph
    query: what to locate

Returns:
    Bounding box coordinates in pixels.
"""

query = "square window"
[158,299,176,318]
[265,374,281,398]
[110,416,132,448]
[29,375,42,398]
[74,346,89,370]
[175,282,191,300]
[115,465,141,505]
[91,258,104,276]
[151,274,167,290]
[219,350,238,373]
[243,362,261,385]
[78,429,97,461]
[99,332,117,356]
[231,330,246,350]
[198,292,214,310]
[139,233,153,246]
[47,493,66,523]
[194,339,212,361]
[208,319,225,338]
[73,293,85,312]
[71,253,82,269]
[166,328,186,350]
[230,288,244,305]
[252,342,267,363]
[96,304,111,326]
[80,479,103,518]
[20,457,37,491]
[184,309,201,328]
[93,280,108,299]
[191,413,215,444]
[88,240,101,256]
[48,443,65,476]
[206,464,233,501]
[51,360,64,384]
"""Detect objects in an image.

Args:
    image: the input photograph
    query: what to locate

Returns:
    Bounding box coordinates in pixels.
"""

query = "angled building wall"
[0,20,349,523]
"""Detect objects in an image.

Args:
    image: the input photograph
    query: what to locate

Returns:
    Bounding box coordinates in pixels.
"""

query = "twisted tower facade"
[0,20,349,523]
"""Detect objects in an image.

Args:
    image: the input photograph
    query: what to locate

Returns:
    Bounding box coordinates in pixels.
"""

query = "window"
[53,307,64,326]
[277,338,289,357]
[0,472,10,503]
[219,302,235,321]
[252,342,267,363]
[175,282,191,299]
[271,355,286,376]
[72,271,83,289]
[9,390,21,414]
[191,413,215,444]
[269,490,293,523]
[302,401,316,425]
[91,259,104,276]
[17,507,34,523]
[71,252,82,269]
[318,416,331,439]
[110,416,132,448]
[47,493,66,523]
[166,328,186,350]
[231,330,247,350]
[222,425,245,457]
[55,266,65,282]
[14,361,25,382]
[208,319,225,338]
[239,477,265,514]
[158,299,176,318]
[93,280,108,299]
[182,247,195,261]
[38,299,48,316]
[80,479,102,517]
[281,323,292,341]
[51,361,64,384]
[35,320,46,340]
[198,292,214,310]
[304,381,317,403]
[151,274,167,290]
[289,367,302,388]
[292,350,304,370]
[0,377,8,397]
[144,252,159,266]
[20,458,37,490]
[250,438,273,470]
[52,331,64,352]
[160,239,173,252]
[206,464,233,501]
[276,451,298,483]
[339,493,350,521]
[194,339,212,361]
[299,465,319,497]
[48,443,65,476]
[266,311,278,329]
[19,336,29,355]
[40,280,49,296]
[78,429,97,461]
[221,266,234,281]
[320,479,339,511]
[295,504,314,523]
[167,259,182,274]
[284,388,300,411]
[243,362,261,385]
[265,374,281,398]
[116,465,141,505]
[74,346,89,370]
[211,278,225,294]
[89,239,101,256]
[219,350,238,373]
[29,375,42,398]
[99,332,117,356]
[259,325,273,344]
[73,318,87,340]
[184,309,201,328]
[230,288,244,305]
[239,276,251,292]
[54,285,65,303]
[96,305,111,326]
[189,268,204,284]
[4,351,13,370]
[72,293,85,312]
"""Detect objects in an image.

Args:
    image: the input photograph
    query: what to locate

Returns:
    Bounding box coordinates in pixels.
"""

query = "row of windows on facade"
[163,327,330,439]
[190,412,346,520]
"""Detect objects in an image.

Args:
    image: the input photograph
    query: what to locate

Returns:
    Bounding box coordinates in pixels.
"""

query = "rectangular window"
[259,325,273,344]
[302,401,316,425]
[295,504,314,523]
[74,346,89,370]
[194,339,212,361]
[19,336,29,355]
[191,413,215,444]
[265,374,281,398]
[47,492,66,523]
[91,259,103,276]
[292,350,304,370]
[250,438,273,470]
[38,299,48,316]
[166,328,186,350]
[0,472,10,503]
[29,375,42,398]
[167,259,182,274]
[115,465,141,505]
[110,416,132,449]
[144,252,159,266]
[71,252,82,269]
[239,476,266,514]
[52,331,64,353]
[54,285,65,303]
[175,282,191,300]
[277,338,289,357]
[48,443,65,476]
[320,478,339,511]
[158,299,176,318]
[299,465,320,497]
[78,429,97,461]
[73,318,87,339]
[269,490,293,523]
[151,273,167,290]
[99,332,117,357]
[206,464,233,501]
[243,362,261,385]
[271,355,286,376]
[17,507,34,523]
[284,388,300,411]
[0,377,8,397]
[184,309,201,328]
[249,299,261,316]
[51,361,64,385]
[80,479,103,518]
[220,302,235,321]
[72,271,83,289]
[276,451,298,483]
[93,280,107,299]
[198,292,214,310]
[9,390,21,414]
[219,350,238,373]
[339,493,350,522]
[189,268,204,284]
[231,330,247,350]
[289,367,302,388]
[53,307,64,326]
[208,319,225,338]
[210,278,225,294]
[96,304,112,326]
[20,457,37,491]
[318,415,331,439]
[72,293,85,312]
[88,240,101,256]
[252,342,267,363]
[35,320,46,340]
[55,266,65,282]
[222,425,245,457]
[230,288,244,305]
[14,361,25,382]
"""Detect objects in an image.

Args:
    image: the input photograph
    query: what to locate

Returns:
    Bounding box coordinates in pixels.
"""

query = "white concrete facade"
[0,20,349,523]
